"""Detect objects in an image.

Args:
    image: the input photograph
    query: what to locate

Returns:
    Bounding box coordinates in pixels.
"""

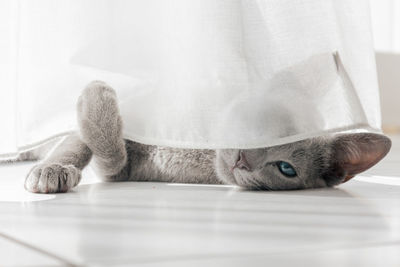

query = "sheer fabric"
[0,0,381,156]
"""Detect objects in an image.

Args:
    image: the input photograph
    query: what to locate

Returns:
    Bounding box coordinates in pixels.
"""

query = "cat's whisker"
[249,177,266,191]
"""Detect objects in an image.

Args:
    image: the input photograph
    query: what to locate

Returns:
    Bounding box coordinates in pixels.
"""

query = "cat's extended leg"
[77,81,129,181]
[25,134,92,193]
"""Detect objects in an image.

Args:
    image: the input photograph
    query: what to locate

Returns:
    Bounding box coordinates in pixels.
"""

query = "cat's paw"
[25,163,81,193]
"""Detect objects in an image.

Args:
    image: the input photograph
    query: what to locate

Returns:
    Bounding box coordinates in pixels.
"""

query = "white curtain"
[0,0,382,157]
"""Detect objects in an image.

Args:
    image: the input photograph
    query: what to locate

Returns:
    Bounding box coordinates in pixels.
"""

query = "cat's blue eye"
[277,161,297,177]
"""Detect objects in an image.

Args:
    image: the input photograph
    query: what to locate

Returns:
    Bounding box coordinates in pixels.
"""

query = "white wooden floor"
[0,136,399,267]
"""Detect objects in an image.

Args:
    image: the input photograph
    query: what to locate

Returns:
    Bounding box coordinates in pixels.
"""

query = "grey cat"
[24,81,391,193]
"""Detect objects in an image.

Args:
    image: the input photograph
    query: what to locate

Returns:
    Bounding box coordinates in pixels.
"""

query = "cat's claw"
[25,163,81,193]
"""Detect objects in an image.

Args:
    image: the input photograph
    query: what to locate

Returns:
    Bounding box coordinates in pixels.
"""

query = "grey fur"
[24,81,392,193]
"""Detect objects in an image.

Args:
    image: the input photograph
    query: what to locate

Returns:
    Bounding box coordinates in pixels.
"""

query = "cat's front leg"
[77,81,129,181]
[25,134,92,193]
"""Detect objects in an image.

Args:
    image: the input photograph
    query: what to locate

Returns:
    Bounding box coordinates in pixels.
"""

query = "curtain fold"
[0,0,382,156]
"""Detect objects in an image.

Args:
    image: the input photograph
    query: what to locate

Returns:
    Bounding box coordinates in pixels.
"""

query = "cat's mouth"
[227,150,253,186]
[218,150,251,186]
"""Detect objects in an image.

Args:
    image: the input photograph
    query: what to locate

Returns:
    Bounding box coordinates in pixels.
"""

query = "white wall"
[369,0,400,53]
[375,53,400,129]
[370,0,400,129]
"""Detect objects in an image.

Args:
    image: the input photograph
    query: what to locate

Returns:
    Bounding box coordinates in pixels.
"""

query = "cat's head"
[215,133,391,190]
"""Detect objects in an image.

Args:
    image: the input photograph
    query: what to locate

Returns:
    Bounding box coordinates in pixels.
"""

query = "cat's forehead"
[229,137,329,165]
[258,138,328,166]
[268,138,321,154]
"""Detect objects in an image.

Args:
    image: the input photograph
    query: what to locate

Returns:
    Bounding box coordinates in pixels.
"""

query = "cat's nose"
[234,151,252,171]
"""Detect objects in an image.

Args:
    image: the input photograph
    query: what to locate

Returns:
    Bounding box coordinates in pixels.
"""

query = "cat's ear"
[325,133,391,185]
